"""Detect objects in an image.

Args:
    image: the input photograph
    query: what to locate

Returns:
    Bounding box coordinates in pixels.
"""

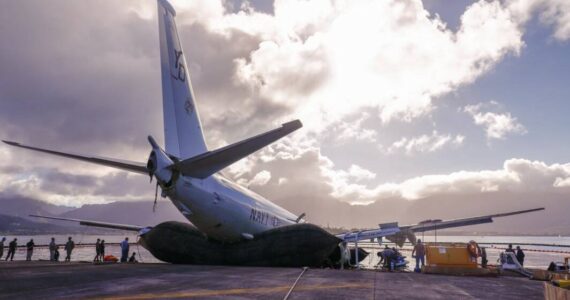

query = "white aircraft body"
[4,0,544,266]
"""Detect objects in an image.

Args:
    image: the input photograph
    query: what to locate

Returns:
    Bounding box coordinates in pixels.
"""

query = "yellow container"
[554,280,570,289]
[426,244,477,268]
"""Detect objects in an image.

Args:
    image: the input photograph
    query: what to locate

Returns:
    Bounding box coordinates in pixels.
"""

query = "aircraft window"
[214,192,222,203]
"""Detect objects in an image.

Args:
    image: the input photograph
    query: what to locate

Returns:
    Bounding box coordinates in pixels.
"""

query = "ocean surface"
[1,234,569,269]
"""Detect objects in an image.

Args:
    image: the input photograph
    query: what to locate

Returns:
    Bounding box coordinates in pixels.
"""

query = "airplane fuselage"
[165,173,298,242]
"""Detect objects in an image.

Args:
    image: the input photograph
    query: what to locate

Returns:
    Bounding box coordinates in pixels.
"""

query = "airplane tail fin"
[158,0,208,159]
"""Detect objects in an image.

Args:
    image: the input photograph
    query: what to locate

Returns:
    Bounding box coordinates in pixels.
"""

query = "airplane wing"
[30,215,144,232]
[337,207,544,244]
[403,207,545,233]
[336,227,400,243]
[2,140,148,174]
[170,120,302,179]
[336,223,401,243]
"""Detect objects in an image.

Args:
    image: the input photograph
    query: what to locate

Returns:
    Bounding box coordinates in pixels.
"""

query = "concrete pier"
[0,261,543,299]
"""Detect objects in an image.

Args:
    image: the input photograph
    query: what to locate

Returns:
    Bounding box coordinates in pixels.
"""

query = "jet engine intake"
[386,230,417,247]
[146,136,174,185]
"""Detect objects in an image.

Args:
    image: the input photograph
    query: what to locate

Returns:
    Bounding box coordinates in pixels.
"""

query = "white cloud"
[243,1,526,129]
[238,170,272,187]
[464,102,527,139]
[325,113,377,144]
[507,0,570,41]
[233,143,570,205]
[381,158,570,200]
[387,131,464,155]
[158,0,534,136]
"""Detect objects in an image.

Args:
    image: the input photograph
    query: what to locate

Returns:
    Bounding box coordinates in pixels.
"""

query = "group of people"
[506,243,526,266]
[377,239,524,272]
[93,239,106,262]
[1,237,37,261]
[1,236,137,263]
[378,244,406,271]
[120,237,137,263]
[47,237,76,261]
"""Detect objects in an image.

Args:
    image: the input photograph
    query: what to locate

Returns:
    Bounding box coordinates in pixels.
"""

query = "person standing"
[120,237,130,263]
[100,240,106,261]
[54,245,60,261]
[5,238,17,261]
[481,247,488,268]
[64,237,75,262]
[49,237,56,261]
[0,237,5,260]
[412,239,426,272]
[26,239,35,261]
[339,241,351,270]
[516,246,525,267]
[94,239,101,262]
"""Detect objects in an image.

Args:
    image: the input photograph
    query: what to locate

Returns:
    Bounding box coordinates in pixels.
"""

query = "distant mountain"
[0,214,70,234]
[1,191,567,235]
[60,200,188,227]
[0,193,75,219]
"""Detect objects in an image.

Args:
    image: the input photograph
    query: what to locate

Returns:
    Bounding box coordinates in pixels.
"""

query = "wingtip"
[2,140,19,146]
[158,0,176,16]
[282,119,303,129]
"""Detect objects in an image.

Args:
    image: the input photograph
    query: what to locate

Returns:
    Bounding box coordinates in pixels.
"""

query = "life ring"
[467,241,479,258]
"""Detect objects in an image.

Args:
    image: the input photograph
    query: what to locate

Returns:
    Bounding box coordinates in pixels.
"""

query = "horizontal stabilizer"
[3,140,148,174]
[170,120,302,178]
[406,207,545,233]
[30,215,143,232]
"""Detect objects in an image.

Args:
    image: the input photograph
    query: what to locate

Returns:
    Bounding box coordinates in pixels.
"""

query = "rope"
[490,245,570,254]
[373,263,378,300]
[283,267,308,300]
[135,236,144,263]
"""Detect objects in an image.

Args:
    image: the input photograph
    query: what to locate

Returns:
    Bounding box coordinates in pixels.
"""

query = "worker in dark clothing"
[64,237,75,262]
[128,252,138,263]
[382,246,396,271]
[94,239,101,262]
[505,243,516,264]
[26,239,35,261]
[120,237,129,263]
[481,247,488,268]
[5,238,17,261]
[100,240,106,260]
[54,245,60,261]
[0,237,5,259]
[412,239,426,272]
[516,246,525,266]
[49,237,56,261]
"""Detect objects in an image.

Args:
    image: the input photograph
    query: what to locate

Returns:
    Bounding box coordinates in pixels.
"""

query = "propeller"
[385,229,418,247]
[146,135,175,213]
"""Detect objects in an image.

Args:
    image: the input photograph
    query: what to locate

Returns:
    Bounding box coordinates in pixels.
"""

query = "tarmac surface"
[0,261,544,299]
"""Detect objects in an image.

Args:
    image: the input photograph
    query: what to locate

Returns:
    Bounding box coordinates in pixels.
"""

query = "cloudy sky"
[1,0,569,229]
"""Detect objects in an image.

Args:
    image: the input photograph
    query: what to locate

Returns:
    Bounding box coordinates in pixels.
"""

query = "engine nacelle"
[146,136,174,185]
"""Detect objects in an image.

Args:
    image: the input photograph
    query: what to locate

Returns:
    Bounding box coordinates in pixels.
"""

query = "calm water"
[2,234,569,269]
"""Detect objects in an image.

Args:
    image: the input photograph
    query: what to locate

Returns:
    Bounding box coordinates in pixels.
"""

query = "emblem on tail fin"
[184,98,194,115]
[172,49,186,82]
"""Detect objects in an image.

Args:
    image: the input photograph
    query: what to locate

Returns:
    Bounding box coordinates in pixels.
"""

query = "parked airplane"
[3,0,544,267]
